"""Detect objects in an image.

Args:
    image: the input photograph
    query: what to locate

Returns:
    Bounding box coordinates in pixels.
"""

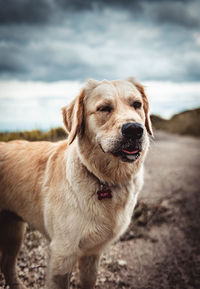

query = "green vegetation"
[0,127,67,142]
[0,108,199,142]
[151,108,200,137]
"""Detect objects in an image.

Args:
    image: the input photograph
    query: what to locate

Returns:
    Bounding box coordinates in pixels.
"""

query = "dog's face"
[62,78,153,163]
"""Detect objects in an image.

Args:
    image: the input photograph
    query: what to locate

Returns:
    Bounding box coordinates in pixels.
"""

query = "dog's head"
[62,78,152,163]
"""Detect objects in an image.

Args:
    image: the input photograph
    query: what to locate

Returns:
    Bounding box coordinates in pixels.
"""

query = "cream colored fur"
[0,78,152,289]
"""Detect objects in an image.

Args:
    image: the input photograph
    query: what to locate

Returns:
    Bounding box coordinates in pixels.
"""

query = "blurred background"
[0,0,200,133]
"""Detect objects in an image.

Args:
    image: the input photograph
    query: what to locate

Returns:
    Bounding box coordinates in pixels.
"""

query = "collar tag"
[97,183,112,200]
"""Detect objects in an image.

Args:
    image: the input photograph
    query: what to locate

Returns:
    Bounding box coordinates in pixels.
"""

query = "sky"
[0,0,200,131]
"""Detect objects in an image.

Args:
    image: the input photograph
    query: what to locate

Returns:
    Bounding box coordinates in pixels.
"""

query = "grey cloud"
[149,1,200,28]
[0,30,102,81]
[0,0,198,28]
[0,62,23,73]
[0,0,143,25]
[182,53,200,81]
[56,0,93,10]
[0,0,200,82]
[0,42,28,75]
[0,0,52,24]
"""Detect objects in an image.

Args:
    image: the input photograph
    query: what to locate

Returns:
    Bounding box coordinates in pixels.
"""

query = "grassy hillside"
[0,108,199,142]
[151,107,200,137]
[0,127,67,142]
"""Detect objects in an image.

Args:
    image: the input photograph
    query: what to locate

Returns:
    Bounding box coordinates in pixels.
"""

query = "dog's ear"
[85,78,99,90]
[62,89,85,144]
[127,77,153,136]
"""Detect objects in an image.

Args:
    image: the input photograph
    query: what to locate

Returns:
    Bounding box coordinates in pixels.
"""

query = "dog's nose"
[121,122,144,139]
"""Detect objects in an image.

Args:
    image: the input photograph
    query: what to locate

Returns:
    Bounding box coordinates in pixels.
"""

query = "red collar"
[97,183,112,200]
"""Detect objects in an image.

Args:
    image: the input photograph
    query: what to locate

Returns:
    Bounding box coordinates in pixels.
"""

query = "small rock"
[117,259,127,267]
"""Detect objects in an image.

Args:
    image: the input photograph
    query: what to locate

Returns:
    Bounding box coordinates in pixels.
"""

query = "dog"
[0,77,152,289]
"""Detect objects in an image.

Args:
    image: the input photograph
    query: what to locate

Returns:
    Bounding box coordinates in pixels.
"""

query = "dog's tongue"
[122,148,139,155]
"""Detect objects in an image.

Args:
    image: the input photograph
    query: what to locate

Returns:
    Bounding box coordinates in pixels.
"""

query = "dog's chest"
[79,183,137,254]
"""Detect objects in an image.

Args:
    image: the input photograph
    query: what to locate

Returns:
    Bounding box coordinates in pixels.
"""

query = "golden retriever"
[0,77,152,289]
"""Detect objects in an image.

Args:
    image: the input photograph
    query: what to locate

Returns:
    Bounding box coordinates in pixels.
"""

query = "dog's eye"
[97,106,113,113]
[132,101,142,109]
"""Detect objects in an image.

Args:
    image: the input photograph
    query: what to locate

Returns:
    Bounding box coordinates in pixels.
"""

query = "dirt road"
[0,131,200,288]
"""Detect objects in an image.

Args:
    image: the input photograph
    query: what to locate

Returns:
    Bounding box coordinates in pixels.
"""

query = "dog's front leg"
[79,254,100,289]
[46,243,77,289]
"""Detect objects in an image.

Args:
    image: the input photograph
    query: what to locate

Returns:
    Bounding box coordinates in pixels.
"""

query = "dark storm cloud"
[56,0,93,10]
[0,0,195,25]
[1,0,199,31]
[56,0,143,11]
[0,62,23,73]
[0,0,143,25]
[0,0,52,24]
[0,41,28,75]
[0,0,200,82]
[149,1,200,28]
[0,0,194,28]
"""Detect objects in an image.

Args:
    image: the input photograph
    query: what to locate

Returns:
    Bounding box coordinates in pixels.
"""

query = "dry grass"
[151,107,200,137]
[0,127,67,142]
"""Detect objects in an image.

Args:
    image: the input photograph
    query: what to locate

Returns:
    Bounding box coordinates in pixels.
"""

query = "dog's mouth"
[99,137,144,163]
[112,143,142,163]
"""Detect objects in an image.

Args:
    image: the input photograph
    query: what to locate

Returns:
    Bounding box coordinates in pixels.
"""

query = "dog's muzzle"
[112,122,144,162]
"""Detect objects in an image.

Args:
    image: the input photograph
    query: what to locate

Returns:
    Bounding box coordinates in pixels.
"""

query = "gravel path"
[0,131,200,288]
